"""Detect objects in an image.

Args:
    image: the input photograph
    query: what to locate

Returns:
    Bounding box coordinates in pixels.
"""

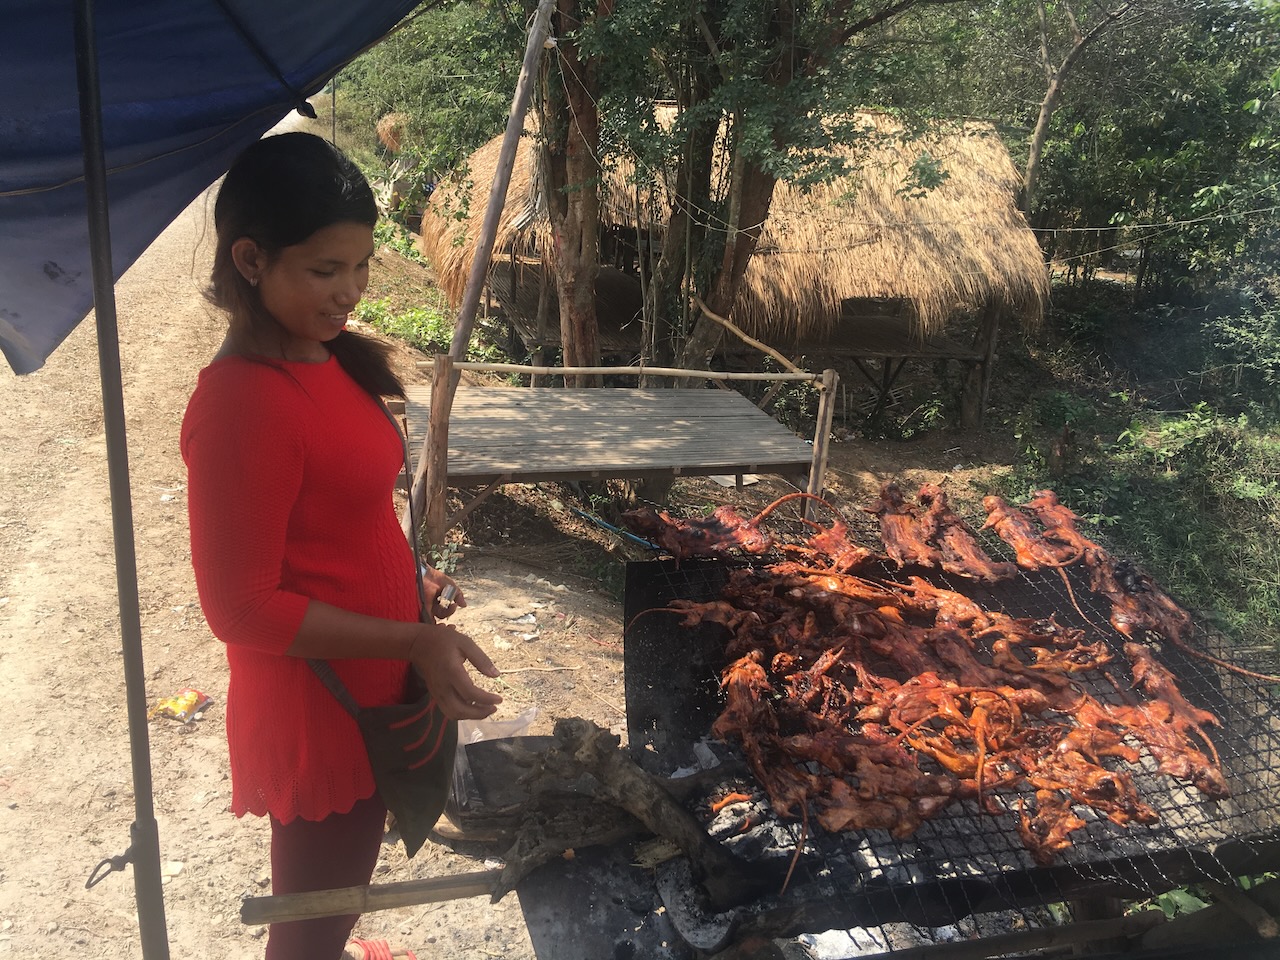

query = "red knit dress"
[181,354,417,823]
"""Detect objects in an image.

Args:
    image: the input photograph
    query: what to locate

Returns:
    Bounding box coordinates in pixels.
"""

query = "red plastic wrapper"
[149,687,213,723]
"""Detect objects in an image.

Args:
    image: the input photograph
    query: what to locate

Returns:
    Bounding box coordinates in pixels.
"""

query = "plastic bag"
[149,687,213,723]
[450,705,540,813]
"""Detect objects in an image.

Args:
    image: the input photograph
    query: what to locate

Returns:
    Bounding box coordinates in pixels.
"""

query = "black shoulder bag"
[307,400,457,858]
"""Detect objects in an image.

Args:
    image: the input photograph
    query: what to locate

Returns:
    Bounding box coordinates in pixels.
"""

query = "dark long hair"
[207,132,403,398]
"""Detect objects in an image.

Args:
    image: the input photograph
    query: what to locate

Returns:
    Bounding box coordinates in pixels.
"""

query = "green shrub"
[356,296,505,363]
[356,297,452,354]
[1207,293,1280,415]
[1006,400,1280,648]
[374,220,426,264]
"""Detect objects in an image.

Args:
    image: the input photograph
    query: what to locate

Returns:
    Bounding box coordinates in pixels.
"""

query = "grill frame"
[622,547,1280,944]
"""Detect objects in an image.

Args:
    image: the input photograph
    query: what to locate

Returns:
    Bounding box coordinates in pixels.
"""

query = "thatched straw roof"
[419,112,1047,344]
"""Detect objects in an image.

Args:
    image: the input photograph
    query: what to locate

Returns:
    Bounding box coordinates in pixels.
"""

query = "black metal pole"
[72,2,171,958]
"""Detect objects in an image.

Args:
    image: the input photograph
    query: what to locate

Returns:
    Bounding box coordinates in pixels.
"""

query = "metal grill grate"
[622,522,1280,949]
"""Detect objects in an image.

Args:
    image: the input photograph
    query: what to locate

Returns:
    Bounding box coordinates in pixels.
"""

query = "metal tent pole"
[72,2,171,957]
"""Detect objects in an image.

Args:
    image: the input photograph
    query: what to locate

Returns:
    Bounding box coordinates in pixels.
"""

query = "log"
[241,725,766,924]
[433,361,820,382]
[1202,880,1280,939]
[495,718,770,909]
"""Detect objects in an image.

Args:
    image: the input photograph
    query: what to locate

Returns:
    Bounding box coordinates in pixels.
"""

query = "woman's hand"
[420,565,466,621]
[409,622,502,721]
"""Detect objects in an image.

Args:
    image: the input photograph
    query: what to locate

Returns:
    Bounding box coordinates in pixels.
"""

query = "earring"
[249,276,259,287]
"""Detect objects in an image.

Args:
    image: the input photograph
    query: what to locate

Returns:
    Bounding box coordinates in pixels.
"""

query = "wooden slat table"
[404,385,816,488]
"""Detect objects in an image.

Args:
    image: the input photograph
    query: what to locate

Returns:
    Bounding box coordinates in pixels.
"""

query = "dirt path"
[0,177,624,958]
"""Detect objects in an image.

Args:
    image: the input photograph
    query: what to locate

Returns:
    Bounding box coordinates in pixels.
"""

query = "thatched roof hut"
[419,111,1047,353]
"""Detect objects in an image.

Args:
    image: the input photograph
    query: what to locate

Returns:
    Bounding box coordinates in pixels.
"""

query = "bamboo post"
[1141,876,1280,950]
[804,368,838,520]
[403,0,555,539]
[1200,880,1280,939]
[241,870,501,925]
[973,306,1002,428]
[532,261,551,387]
[422,361,818,382]
[413,354,455,549]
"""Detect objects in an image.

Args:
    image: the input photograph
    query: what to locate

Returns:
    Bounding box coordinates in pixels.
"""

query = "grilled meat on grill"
[1023,489,1103,556]
[867,482,938,569]
[870,482,1017,582]
[1019,790,1088,865]
[981,494,1080,569]
[1084,548,1280,683]
[622,503,773,559]
[784,517,879,573]
[620,492,853,562]
[917,483,1017,583]
[1125,642,1220,729]
[636,485,1241,864]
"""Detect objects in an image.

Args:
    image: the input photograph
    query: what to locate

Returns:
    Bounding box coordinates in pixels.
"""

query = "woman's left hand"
[421,565,466,620]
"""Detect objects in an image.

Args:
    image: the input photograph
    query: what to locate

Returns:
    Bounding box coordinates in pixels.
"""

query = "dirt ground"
[0,151,1018,958]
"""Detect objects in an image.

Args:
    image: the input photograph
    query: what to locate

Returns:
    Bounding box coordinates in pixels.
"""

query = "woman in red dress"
[182,131,501,960]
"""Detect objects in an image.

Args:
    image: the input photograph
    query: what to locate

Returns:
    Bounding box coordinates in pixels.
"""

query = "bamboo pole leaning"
[403,0,556,543]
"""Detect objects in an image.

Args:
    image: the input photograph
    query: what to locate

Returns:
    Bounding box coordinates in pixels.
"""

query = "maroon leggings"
[265,795,388,960]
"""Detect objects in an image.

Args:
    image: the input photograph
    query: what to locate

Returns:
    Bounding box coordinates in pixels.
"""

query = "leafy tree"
[882,0,1280,295]
[1018,0,1148,215]
[340,2,525,185]
[561,0,985,370]
[1036,0,1280,295]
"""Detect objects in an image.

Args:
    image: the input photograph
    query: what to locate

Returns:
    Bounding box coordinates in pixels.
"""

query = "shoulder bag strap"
[308,395,432,717]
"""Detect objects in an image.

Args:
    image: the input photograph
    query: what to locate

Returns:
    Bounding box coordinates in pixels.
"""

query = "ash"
[797,910,1042,959]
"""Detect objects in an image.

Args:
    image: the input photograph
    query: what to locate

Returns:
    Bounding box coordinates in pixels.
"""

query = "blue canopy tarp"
[0,0,421,375]
[0,4,423,956]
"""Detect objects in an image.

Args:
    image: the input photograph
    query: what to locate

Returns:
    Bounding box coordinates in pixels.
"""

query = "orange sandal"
[345,940,418,960]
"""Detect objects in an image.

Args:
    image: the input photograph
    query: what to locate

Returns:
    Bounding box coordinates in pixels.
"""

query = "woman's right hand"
[409,623,503,721]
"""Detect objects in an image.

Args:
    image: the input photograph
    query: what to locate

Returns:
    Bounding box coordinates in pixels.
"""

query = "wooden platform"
[403,385,816,487]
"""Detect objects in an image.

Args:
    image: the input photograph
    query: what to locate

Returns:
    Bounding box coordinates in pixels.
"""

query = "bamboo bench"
[402,359,838,544]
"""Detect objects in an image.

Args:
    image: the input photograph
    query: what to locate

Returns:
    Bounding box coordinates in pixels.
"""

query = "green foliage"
[897,151,951,199]
[1143,885,1212,920]
[1207,293,1280,412]
[1007,395,1280,648]
[340,2,524,180]
[864,394,952,441]
[871,0,1280,299]
[1049,283,1131,344]
[430,542,463,575]
[356,296,450,353]
[374,220,426,264]
[764,380,821,435]
[1040,1,1279,294]
[355,296,505,363]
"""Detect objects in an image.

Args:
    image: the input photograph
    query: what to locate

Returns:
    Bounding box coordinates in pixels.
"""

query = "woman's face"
[255,221,375,362]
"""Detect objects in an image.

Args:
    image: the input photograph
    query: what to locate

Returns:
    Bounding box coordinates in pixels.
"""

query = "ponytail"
[329,329,405,399]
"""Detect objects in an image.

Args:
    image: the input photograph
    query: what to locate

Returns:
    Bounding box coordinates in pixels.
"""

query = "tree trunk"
[641,71,714,377]
[678,155,778,370]
[543,0,602,387]
[1022,0,1130,215]
[1022,69,1065,215]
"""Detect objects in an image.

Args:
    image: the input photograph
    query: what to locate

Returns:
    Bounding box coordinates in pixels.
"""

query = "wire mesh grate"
[621,512,1280,949]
